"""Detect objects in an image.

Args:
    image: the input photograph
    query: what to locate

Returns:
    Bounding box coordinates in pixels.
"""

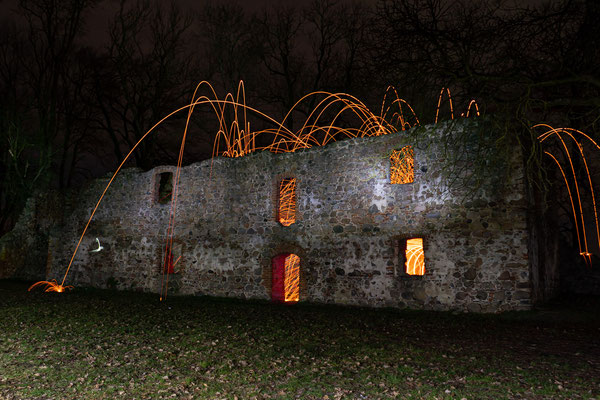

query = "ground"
[0,280,598,399]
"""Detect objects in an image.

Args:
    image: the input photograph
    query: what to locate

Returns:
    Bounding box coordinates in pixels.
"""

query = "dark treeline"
[0,0,599,235]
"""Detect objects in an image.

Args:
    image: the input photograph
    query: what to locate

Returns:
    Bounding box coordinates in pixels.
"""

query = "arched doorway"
[271,253,300,303]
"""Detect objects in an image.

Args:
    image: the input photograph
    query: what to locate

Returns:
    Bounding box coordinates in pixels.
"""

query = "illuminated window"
[278,178,296,226]
[405,238,425,275]
[157,172,173,204]
[390,146,414,184]
[271,253,300,302]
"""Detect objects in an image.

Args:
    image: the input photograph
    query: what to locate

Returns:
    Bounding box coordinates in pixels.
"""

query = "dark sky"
[0,0,316,48]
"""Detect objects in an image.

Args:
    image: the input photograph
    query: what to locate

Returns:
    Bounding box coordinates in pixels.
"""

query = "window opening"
[390,146,414,184]
[271,253,300,303]
[278,178,296,226]
[157,172,173,204]
[405,238,425,275]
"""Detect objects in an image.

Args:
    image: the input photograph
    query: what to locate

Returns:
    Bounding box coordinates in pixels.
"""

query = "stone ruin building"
[0,122,560,312]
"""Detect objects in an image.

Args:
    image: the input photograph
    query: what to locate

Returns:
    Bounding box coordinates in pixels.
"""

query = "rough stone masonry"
[0,122,557,312]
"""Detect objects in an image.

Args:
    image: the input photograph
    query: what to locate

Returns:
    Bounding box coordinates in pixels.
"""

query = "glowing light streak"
[536,124,600,264]
[284,254,300,302]
[465,100,480,117]
[390,146,414,184]
[382,86,421,130]
[90,238,104,253]
[30,81,481,296]
[28,280,73,293]
[405,238,425,275]
[435,87,454,124]
[278,178,297,227]
[544,130,587,254]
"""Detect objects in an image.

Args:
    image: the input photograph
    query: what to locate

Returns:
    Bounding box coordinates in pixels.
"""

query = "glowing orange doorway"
[271,253,300,303]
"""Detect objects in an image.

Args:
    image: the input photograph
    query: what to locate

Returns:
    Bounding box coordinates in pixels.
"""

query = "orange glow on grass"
[284,254,300,302]
[405,238,425,276]
[278,178,297,226]
[390,146,414,184]
[28,280,73,293]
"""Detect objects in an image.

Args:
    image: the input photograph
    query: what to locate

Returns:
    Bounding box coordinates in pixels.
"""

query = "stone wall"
[25,122,530,312]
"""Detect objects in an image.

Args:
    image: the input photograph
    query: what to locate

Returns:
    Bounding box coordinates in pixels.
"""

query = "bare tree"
[254,4,307,130]
[196,3,261,91]
[92,0,195,170]
[336,1,372,96]
[18,0,98,184]
[371,0,600,128]
[304,0,344,93]
[0,0,98,234]
[370,0,600,272]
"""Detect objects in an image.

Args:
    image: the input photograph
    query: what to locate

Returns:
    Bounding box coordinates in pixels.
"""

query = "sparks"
[405,238,425,276]
[28,280,73,293]
[38,81,482,298]
[536,124,600,265]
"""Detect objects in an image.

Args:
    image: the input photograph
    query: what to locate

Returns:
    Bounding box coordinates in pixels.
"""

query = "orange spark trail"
[284,254,300,302]
[537,124,599,264]
[278,178,297,227]
[465,100,480,117]
[435,87,454,124]
[544,151,588,262]
[29,81,481,296]
[390,146,414,184]
[405,238,425,275]
[28,280,73,293]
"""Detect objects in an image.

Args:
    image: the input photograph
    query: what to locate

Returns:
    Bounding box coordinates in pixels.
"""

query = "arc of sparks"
[28,280,73,293]
[405,238,425,275]
[28,81,481,296]
[536,124,600,265]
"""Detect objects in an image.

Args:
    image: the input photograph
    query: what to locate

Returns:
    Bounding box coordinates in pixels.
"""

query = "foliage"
[373,0,600,127]
[403,117,517,202]
[0,113,52,235]
[373,0,600,208]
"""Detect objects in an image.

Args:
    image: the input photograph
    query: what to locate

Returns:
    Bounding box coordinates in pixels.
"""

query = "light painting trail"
[278,178,297,227]
[536,124,600,266]
[405,238,425,276]
[31,80,596,298]
[390,146,414,184]
[28,280,73,293]
[284,254,300,302]
[30,81,427,296]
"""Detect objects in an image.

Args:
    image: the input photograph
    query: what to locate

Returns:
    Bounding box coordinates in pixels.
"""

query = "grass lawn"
[0,280,598,399]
